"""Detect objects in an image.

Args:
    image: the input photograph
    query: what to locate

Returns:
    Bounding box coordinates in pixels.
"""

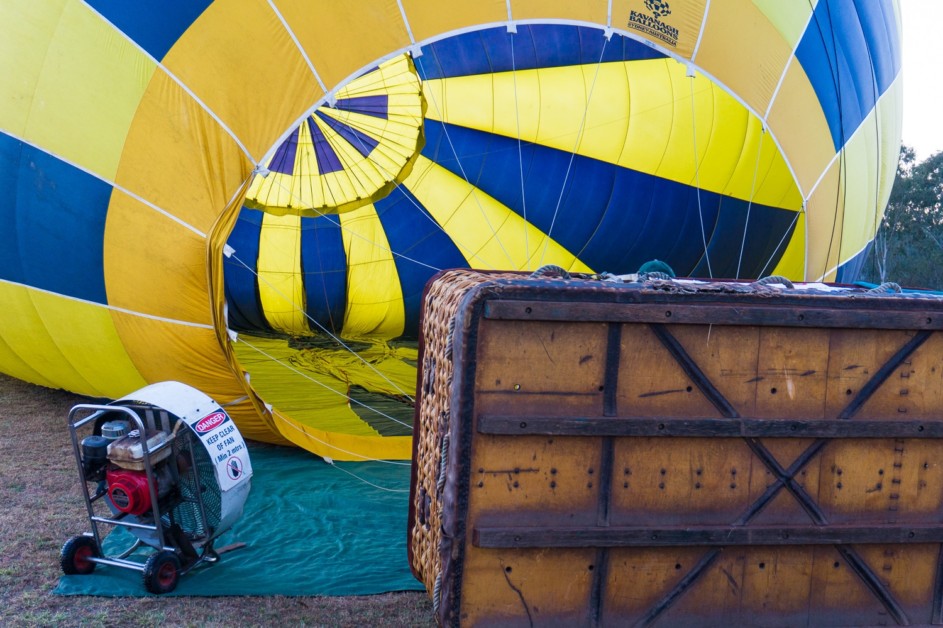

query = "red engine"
[92,428,178,516]
[106,467,154,515]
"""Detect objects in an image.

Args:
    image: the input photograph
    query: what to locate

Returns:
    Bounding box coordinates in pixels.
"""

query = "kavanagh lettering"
[628,10,679,46]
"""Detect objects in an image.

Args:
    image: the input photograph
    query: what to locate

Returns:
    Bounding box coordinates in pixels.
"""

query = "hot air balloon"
[0,0,903,461]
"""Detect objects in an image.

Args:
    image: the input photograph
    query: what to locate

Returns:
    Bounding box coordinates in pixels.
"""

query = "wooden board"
[408,271,943,626]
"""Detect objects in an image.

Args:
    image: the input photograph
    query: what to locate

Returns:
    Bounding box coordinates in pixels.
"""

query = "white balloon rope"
[689,69,713,278]
[538,37,610,268]
[510,31,531,266]
[735,125,766,279]
[229,252,416,404]
[237,334,415,435]
[415,50,516,270]
[756,209,803,279]
[319,457,411,493]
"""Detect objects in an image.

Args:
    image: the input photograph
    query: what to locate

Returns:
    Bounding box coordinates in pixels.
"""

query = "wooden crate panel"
[459,547,597,627]
[468,435,602,524]
[475,320,608,417]
[409,270,943,626]
[609,437,764,526]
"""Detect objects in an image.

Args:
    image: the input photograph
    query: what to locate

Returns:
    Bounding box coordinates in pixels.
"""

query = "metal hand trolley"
[59,383,253,594]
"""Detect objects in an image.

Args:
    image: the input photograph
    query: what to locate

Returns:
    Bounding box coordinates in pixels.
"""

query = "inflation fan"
[60,382,253,593]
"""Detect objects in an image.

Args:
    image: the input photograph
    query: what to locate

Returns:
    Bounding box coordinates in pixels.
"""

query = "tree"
[862,146,943,289]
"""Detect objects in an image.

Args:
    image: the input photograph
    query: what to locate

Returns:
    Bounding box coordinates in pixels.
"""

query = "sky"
[900,0,943,161]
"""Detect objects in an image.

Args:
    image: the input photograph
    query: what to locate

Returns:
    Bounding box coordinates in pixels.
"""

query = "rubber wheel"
[60,535,99,575]
[143,550,181,594]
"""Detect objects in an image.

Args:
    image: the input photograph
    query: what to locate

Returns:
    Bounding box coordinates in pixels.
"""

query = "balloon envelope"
[0,1,903,459]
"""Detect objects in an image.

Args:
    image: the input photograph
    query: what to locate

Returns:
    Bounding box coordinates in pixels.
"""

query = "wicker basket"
[409,269,943,626]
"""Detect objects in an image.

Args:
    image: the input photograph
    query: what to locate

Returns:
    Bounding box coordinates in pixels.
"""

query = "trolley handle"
[67,403,175,551]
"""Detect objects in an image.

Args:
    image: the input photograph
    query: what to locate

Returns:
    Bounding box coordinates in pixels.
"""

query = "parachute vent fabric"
[1,1,903,460]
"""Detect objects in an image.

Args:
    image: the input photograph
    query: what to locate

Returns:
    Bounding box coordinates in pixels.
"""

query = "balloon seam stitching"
[690,0,711,62]
[0,128,208,239]
[81,1,256,164]
[395,0,417,44]
[266,0,328,95]
[0,278,215,328]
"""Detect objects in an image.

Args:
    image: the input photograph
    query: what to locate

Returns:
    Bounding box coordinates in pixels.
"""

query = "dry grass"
[0,374,433,627]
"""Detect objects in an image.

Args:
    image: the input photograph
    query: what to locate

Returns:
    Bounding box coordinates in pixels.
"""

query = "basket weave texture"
[409,270,519,598]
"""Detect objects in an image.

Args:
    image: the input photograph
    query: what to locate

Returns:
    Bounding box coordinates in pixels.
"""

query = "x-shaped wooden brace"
[637,326,934,627]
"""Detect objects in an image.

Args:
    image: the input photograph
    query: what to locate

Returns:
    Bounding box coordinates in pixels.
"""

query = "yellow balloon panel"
[0,0,155,181]
[114,70,250,235]
[161,0,322,162]
[245,54,425,216]
[109,311,240,401]
[231,335,412,460]
[876,75,905,207]
[423,59,801,210]
[837,79,904,267]
[274,408,413,461]
[0,283,146,397]
[340,205,405,338]
[694,0,794,116]
[752,0,814,48]
[257,212,308,334]
[0,0,65,139]
[612,0,707,58]
[249,119,364,213]
[805,162,844,281]
[765,57,836,197]
[510,0,609,24]
[104,191,214,324]
[0,327,56,389]
[403,156,594,273]
[223,395,290,447]
[770,212,807,280]
[401,0,506,43]
[273,0,411,91]
[734,131,803,211]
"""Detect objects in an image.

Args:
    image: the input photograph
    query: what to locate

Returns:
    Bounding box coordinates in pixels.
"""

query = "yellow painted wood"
[475,320,608,416]
[413,271,943,624]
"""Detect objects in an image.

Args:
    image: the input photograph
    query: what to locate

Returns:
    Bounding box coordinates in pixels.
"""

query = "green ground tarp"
[55,442,425,596]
